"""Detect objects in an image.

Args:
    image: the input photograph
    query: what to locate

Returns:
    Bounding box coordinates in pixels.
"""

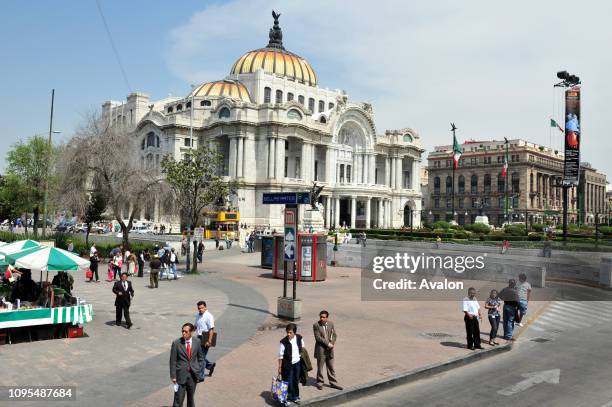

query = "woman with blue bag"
[275,323,305,406]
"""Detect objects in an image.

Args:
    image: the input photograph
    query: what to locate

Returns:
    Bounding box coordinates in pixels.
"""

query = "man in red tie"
[170,323,204,407]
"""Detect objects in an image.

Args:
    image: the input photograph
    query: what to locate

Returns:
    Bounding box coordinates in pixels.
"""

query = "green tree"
[83,190,107,247]
[162,146,237,273]
[5,136,57,237]
[0,174,30,228]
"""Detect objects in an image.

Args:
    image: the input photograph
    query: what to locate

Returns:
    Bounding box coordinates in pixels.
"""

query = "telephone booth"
[270,233,327,281]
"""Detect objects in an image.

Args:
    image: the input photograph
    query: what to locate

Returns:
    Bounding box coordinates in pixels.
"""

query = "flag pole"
[451,124,457,223]
[504,137,509,223]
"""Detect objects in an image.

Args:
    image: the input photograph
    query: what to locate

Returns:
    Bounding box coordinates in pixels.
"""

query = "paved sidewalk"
[133,250,546,406]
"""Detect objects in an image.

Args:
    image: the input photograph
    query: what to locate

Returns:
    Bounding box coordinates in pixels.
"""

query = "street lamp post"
[42,89,61,237]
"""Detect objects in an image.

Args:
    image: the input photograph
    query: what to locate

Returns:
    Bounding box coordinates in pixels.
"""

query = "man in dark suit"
[170,323,204,407]
[313,310,342,390]
[112,273,134,328]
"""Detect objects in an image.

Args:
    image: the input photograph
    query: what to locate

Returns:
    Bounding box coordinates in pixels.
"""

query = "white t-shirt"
[90,246,97,257]
[463,297,480,317]
[518,281,532,301]
[278,336,305,364]
[195,310,215,336]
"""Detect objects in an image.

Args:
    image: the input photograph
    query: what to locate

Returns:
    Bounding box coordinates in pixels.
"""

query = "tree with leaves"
[161,146,237,273]
[5,136,58,237]
[59,112,168,250]
[82,190,107,247]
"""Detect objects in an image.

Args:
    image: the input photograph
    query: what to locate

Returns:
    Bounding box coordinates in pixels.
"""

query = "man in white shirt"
[278,323,305,404]
[516,273,532,327]
[462,287,483,350]
[194,301,216,382]
[90,243,97,258]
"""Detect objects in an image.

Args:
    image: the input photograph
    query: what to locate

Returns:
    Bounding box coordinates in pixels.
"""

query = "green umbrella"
[0,240,41,259]
[6,246,89,272]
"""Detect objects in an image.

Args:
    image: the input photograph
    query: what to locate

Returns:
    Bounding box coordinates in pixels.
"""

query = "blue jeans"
[518,300,528,323]
[198,343,214,381]
[286,361,301,402]
[503,304,517,340]
[169,263,177,279]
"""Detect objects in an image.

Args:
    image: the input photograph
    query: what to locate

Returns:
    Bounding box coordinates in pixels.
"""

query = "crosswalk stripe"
[547,305,612,322]
[526,324,546,332]
[537,315,592,329]
[557,301,612,314]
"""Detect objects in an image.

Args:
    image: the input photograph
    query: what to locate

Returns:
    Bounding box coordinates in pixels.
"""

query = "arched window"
[200,100,211,107]
[403,134,413,143]
[458,175,465,193]
[319,116,327,124]
[219,107,231,119]
[176,104,183,111]
[498,173,505,192]
[186,101,191,109]
[318,100,325,112]
[446,176,453,194]
[434,176,440,194]
[471,174,478,194]
[298,95,305,105]
[328,102,334,110]
[264,87,272,103]
[308,98,315,112]
[512,172,520,193]
[141,138,145,150]
[146,132,156,148]
[287,109,302,120]
[287,92,294,101]
[484,174,491,193]
[275,90,283,104]
[167,106,173,113]
[530,173,534,192]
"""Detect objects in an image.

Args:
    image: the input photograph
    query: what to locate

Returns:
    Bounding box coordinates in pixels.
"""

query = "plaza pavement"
[131,245,546,407]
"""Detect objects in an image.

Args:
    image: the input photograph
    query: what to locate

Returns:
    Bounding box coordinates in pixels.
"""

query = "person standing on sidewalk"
[112,273,134,329]
[462,287,483,350]
[195,301,216,382]
[485,289,501,345]
[149,255,161,288]
[89,246,99,282]
[137,250,145,278]
[499,279,520,342]
[516,273,532,327]
[169,323,204,407]
[313,310,343,391]
[169,248,179,280]
[278,323,305,405]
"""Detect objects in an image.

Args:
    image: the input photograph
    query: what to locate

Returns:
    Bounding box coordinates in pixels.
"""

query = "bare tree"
[59,111,169,250]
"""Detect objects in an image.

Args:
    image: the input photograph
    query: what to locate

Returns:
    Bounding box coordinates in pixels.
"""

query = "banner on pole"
[563,87,581,185]
[284,207,297,261]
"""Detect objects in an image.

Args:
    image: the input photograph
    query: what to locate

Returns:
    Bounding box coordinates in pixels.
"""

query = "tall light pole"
[42,89,61,237]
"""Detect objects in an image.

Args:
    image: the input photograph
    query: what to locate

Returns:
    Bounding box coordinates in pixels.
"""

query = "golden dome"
[230,48,317,87]
[189,79,252,103]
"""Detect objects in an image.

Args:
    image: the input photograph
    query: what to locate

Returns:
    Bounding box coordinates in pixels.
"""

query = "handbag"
[86,269,93,280]
[271,376,288,404]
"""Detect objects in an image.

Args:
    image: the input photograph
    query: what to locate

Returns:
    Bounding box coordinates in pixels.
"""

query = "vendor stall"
[0,304,93,329]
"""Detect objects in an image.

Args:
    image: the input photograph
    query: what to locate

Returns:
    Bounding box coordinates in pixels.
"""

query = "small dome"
[230,48,317,87]
[189,80,252,103]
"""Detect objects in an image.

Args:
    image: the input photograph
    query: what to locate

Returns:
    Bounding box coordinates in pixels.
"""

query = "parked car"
[132,225,155,234]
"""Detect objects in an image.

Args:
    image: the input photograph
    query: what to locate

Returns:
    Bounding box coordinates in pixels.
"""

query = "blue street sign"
[263,192,311,205]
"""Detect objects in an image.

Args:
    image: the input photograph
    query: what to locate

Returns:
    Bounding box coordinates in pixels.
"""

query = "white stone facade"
[101,18,424,230]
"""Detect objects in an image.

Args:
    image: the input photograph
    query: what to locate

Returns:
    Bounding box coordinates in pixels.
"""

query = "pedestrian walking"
[149,255,161,288]
[360,232,367,248]
[195,301,216,382]
[435,235,442,249]
[112,252,122,280]
[197,241,204,263]
[214,235,219,249]
[462,287,483,350]
[112,273,134,329]
[543,236,552,257]
[89,245,99,282]
[127,253,137,276]
[485,289,501,345]
[499,279,520,342]
[516,273,532,327]
[169,248,179,280]
[137,250,145,278]
[181,236,188,256]
[278,323,305,405]
[169,323,204,407]
[313,310,343,391]
[501,239,510,254]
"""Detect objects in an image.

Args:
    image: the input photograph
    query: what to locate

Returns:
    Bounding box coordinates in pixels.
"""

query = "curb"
[301,343,512,406]
[302,302,551,407]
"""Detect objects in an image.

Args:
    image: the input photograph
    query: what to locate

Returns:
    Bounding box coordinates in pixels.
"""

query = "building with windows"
[101,14,424,230]
[426,139,589,227]
[578,162,608,225]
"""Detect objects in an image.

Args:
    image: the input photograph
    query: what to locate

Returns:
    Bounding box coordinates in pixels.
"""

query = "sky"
[1,0,611,180]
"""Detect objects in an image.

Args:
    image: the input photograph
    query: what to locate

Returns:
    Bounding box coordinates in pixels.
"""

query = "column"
[302,142,311,182]
[325,197,331,227]
[153,198,159,223]
[396,157,403,190]
[390,198,394,227]
[363,154,369,185]
[385,157,391,187]
[244,136,255,182]
[268,138,275,178]
[354,154,360,184]
[229,137,237,178]
[377,199,383,228]
[351,198,357,228]
[366,197,372,229]
[275,138,285,180]
[369,154,376,185]
[325,146,334,184]
[237,136,244,178]
[412,159,419,190]
[390,158,396,189]
[334,198,340,227]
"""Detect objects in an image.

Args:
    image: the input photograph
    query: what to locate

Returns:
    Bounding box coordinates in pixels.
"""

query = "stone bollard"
[540,266,546,288]
[600,257,612,289]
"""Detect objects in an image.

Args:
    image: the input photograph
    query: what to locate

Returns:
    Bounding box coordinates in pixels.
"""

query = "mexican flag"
[550,118,564,133]
[452,134,462,169]
[502,156,508,178]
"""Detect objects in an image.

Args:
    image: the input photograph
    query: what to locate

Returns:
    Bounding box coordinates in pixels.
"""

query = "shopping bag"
[85,270,93,280]
[271,376,288,404]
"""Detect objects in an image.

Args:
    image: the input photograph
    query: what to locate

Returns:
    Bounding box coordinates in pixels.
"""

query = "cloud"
[166,0,612,176]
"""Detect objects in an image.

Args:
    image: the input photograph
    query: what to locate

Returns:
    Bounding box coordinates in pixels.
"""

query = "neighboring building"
[101,14,424,230]
[426,139,579,227]
[606,185,612,224]
[578,163,608,225]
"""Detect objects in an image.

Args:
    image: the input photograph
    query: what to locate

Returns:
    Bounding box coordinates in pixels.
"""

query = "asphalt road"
[341,287,612,407]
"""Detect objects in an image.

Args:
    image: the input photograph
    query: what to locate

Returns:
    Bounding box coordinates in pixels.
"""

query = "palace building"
[101,13,424,230]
